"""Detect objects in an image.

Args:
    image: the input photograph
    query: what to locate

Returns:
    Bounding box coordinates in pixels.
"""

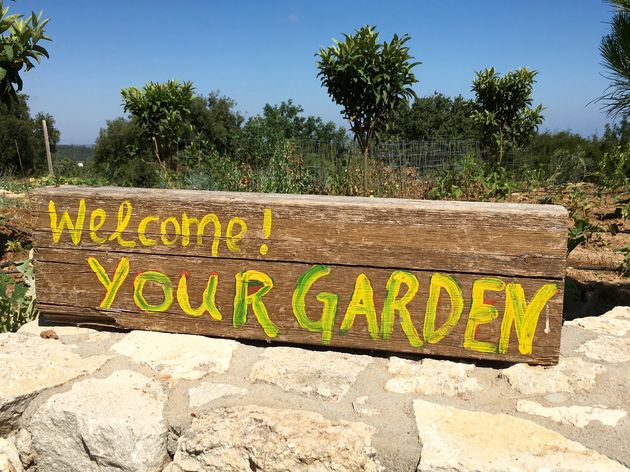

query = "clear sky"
[10,0,615,144]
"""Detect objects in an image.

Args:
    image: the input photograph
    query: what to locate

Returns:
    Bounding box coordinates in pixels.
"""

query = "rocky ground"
[0,307,629,472]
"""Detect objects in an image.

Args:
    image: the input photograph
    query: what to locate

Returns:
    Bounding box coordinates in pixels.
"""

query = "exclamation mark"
[259,208,272,255]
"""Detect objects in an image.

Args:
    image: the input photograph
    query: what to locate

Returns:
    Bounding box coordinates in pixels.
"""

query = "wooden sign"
[31,186,567,365]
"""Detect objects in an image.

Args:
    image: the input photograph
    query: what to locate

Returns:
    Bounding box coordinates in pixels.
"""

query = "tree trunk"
[362,144,369,196]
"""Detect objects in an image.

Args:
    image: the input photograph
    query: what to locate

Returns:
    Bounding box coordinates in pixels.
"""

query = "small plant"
[618,244,630,277]
[0,255,37,333]
[567,215,599,254]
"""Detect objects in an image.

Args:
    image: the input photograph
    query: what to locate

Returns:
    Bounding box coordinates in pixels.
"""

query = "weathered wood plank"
[35,247,563,364]
[31,186,567,365]
[31,186,568,278]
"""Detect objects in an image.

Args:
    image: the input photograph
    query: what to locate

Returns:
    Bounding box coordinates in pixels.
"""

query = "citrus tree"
[316,26,419,194]
[121,80,195,170]
[0,1,50,108]
[471,67,544,165]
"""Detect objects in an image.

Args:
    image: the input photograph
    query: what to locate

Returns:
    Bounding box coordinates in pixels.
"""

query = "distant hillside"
[57,145,94,162]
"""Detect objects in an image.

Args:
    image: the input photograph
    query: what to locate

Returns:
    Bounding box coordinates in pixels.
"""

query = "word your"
[89,256,557,356]
[48,199,273,256]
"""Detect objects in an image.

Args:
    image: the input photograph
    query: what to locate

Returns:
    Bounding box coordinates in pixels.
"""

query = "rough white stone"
[188,383,247,408]
[0,435,24,472]
[352,396,380,417]
[603,306,630,319]
[385,357,482,397]
[544,392,569,404]
[17,320,110,340]
[0,333,111,433]
[29,370,169,472]
[111,330,238,381]
[249,346,372,401]
[500,357,605,395]
[517,400,627,428]
[576,336,630,363]
[166,405,382,472]
[565,316,630,336]
[413,399,629,472]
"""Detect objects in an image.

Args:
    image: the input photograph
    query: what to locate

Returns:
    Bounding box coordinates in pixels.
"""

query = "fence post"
[42,120,54,176]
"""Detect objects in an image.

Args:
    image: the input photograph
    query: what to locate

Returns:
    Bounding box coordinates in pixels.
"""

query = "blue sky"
[11,1,615,144]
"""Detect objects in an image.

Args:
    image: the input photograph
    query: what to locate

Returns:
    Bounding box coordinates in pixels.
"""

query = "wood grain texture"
[31,186,568,364]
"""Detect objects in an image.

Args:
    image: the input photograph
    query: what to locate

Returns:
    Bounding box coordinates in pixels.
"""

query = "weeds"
[0,255,37,333]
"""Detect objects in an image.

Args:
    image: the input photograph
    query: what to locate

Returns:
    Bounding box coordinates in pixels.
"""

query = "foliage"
[471,67,544,165]
[316,25,419,192]
[189,92,243,156]
[93,117,158,187]
[0,256,37,333]
[425,154,521,201]
[385,92,478,141]
[567,216,599,254]
[0,1,50,108]
[237,100,346,168]
[618,243,630,276]
[0,94,59,174]
[598,143,630,188]
[257,141,319,194]
[56,144,94,162]
[598,0,630,117]
[121,80,195,169]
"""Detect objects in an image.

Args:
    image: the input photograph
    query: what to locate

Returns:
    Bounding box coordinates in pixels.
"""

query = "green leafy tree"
[471,67,544,165]
[121,80,194,170]
[386,92,478,141]
[189,91,244,156]
[598,0,630,117]
[316,25,419,193]
[93,117,158,187]
[0,1,50,108]
[238,99,347,168]
[0,94,59,174]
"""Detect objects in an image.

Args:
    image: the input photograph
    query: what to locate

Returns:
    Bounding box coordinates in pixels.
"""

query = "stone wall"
[1,307,630,471]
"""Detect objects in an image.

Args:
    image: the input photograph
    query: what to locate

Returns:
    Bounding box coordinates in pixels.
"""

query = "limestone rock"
[565,309,630,336]
[385,357,481,397]
[249,346,372,401]
[517,400,627,428]
[111,330,238,381]
[576,336,630,363]
[188,383,247,409]
[17,320,110,341]
[0,434,24,472]
[352,396,380,417]
[29,370,169,472]
[0,333,111,434]
[413,399,629,472]
[166,405,382,472]
[500,357,605,395]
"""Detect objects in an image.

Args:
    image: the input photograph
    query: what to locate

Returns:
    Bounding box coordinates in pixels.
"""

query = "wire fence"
[284,138,482,197]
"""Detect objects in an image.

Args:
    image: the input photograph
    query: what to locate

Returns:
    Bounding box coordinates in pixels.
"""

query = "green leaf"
[3,44,13,60]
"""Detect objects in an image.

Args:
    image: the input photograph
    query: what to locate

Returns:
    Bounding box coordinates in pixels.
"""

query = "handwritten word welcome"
[48,199,272,256]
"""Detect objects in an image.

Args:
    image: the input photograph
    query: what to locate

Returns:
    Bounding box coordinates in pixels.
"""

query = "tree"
[93,117,158,187]
[0,94,59,174]
[189,91,244,156]
[0,1,50,108]
[471,67,544,165]
[598,0,630,118]
[385,92,478,141]
[121,80,194,170]
[238,99,347,168]
[316,25,419,194]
